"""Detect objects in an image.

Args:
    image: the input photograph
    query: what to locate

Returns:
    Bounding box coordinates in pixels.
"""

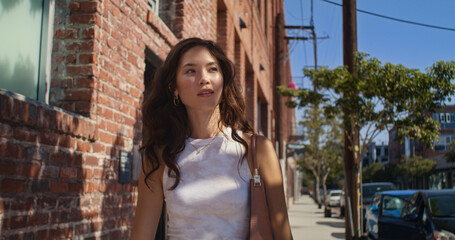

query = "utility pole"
[342,0,360,239]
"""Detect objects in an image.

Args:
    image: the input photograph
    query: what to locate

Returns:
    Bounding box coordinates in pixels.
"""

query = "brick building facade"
[0,0,295,238]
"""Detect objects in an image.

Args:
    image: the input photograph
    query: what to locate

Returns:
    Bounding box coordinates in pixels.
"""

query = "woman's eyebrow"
[181,62,218,67]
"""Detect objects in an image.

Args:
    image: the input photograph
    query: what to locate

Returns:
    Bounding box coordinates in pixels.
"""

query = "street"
[289,195,345,240]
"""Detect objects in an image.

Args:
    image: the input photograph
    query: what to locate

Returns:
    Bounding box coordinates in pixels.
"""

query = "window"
[381,195,406,218]
[447,113,451,123]
[440,113,446,123]
[0,0,54,102]
[147,0,159,14]
[434,134,455,152]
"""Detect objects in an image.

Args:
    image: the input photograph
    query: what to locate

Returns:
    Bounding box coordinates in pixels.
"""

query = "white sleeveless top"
[163,127,252,240]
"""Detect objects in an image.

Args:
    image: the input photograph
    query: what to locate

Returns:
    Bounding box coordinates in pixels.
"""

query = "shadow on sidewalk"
[332,232,346,239]
[316,221,345,228]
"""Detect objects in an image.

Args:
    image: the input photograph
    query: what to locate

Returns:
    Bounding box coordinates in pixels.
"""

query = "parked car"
[340,182,397,219]
[362,182,397,208]
[378,189,455,240]
[362,182,397,232]
[364,190,417,240]
[327,189,343,207]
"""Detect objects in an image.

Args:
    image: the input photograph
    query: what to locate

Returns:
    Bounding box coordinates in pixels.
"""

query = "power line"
[321,0,455,32]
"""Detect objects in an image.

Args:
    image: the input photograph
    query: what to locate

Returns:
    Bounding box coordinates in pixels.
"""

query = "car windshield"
[428,195,455,217]
[331,192,341,197]
[363,185,396,199]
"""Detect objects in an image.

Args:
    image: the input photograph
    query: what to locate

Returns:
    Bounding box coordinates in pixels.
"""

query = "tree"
[394,156,436,188]
[362,162,394,183]
[278,53,455,233]
[445,141,455,164]
[297,103,343,208]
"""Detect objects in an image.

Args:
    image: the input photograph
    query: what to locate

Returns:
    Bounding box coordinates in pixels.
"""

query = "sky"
[283,0,455,144]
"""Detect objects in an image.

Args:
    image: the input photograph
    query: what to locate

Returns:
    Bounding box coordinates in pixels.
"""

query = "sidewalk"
[289,195,345,240]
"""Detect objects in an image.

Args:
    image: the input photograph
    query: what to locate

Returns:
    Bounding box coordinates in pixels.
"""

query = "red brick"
[9,197,34,210]
[0,142,25,159]
[92,142,105,153]
[74,102,93,114]
[85,155,99,166]
[93,169,103,179]
[60,167,78,179]
[50,226,74,239]
[69,13,98,24]
[67,54,76,64]
[54,29,78,39]
[0,122,13,137]
[79,53,97,64]
[64,89,93,101]
[42,166,60,178]
[49,151,68,165]
[3,215,28,229]
[39,132,59,146]
[80,2,100,13]
[59,135,76,148]
[0,160,16,175]
[98,131,112,144]
[69,182,84,193]
[76,140,91,152]
[0,199,4,211]
[75,223,90,235]
[50,181,69,193]
[69,2,80,11]
[1,179,26,193]
[12,99,28,122]
[36,229,51,239]
[90,220,103,232]
[73,78,94,88]
[29,213,50,226]
[67,40,95,51]
[36,197,57,209]
[66,65,96,77]
[82,27,96,39]
[17,164,41,178]
[70,152,84,165]
[84,182,97,193]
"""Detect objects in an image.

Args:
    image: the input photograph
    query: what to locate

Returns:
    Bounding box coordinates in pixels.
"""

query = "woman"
[131,38,293,240]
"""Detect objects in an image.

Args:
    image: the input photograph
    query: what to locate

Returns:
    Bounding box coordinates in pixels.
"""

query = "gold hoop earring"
[173,95,180,106]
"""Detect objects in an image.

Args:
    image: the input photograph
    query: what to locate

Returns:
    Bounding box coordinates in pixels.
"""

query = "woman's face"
[174,46,224,112]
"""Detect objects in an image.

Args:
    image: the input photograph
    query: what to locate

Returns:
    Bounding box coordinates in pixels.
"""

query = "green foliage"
[362,162,384,182]
[362,162,395,183]
[445,141,455,164]
[297,103,344,191]
[393,156,436,177]
[277,53,455,148]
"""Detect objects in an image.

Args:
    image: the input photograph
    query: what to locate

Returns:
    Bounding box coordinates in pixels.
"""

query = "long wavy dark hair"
[142,38,253,190]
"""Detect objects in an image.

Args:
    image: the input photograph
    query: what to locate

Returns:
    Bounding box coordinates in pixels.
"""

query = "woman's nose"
[199,71,209,85]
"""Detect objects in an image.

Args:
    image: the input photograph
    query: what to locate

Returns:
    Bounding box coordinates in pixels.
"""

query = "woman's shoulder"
[242,132,273,149]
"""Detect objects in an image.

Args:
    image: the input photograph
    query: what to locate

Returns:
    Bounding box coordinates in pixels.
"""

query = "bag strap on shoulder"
[251,133,261,187]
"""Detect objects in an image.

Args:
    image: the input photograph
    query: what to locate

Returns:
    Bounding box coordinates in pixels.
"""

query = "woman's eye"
[185,69,195,74]
[209,67,219,72]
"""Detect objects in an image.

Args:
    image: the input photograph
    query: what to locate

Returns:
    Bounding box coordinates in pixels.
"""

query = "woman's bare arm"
[256,135,293,240]
[130,159,165,240]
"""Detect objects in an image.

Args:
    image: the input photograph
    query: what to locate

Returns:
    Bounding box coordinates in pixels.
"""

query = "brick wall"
[0,0,294,238]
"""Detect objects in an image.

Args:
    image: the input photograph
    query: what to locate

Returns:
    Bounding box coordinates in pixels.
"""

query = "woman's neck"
[187,107,224,139]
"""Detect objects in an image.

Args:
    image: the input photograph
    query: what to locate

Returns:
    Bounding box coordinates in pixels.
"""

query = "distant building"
[388,105,455,189]
[362,142,389,167]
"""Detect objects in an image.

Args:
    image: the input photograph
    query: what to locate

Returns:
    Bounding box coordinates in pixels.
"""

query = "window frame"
[38,0,55,103]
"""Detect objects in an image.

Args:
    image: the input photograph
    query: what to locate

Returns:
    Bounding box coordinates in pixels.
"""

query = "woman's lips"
[197,90,214,97]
